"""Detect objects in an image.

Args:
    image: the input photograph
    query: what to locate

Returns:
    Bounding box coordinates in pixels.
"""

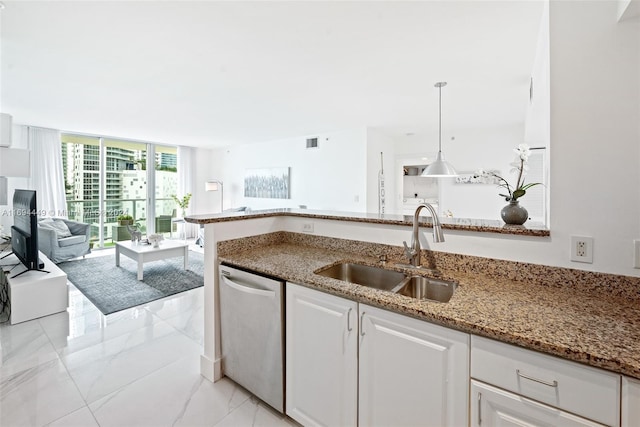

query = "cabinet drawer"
[471,380,606,427]
[471,336,620,426]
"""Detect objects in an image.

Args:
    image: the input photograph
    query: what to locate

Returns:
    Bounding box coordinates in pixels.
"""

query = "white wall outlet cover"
[634,240,640,269]
[570,235,593,263]
[302,222,314,233]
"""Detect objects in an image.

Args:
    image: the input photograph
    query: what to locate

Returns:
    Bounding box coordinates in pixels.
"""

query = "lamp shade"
[421,152,458,177]
[0,147,30,177]
[205,181,221,192]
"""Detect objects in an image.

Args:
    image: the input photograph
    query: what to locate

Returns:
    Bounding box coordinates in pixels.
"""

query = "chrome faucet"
[403,203,444,267]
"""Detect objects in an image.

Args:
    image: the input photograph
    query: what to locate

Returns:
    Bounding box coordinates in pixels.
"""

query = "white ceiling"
[0,1,545,148]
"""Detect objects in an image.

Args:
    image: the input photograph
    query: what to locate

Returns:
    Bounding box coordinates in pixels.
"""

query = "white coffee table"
[115,240,189,281]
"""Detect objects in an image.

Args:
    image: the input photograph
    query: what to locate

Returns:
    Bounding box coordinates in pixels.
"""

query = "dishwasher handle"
[221,274,277,297]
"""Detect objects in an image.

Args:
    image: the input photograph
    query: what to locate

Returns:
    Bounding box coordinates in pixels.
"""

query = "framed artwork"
[455,170,501,185]
[244,167,290,199]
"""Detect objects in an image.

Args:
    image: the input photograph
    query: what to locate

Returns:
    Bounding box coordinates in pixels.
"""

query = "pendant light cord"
[438,84,442,154]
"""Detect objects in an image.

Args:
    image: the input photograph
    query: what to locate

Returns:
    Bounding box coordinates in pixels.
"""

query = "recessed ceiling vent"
[306,137,319,149]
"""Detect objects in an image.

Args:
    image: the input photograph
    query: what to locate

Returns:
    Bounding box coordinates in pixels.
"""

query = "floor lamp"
[205,180,223,212]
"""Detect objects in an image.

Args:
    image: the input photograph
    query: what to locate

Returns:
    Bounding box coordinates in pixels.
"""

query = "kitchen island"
[185,208,637,378]
[216,231,640,380]
[187,208,639,425]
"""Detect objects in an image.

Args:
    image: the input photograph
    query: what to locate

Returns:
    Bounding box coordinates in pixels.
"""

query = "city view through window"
[61,134,179,248]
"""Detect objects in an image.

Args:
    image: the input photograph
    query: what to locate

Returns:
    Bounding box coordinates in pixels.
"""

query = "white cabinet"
[285,283,358,427]
[3,252,68,324]
[471,380,606,427]
[285,283,469,427]
[622,376,640,427]
[359,304,469,427]
[471,336,620,426]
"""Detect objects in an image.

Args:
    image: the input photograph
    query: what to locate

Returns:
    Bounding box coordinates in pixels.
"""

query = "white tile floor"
[0,247,297,427]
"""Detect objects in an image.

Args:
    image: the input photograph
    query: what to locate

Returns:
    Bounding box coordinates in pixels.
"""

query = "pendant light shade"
[422,82,458,177]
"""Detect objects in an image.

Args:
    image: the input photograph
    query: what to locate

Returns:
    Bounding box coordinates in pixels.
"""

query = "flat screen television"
[10,189,44,275]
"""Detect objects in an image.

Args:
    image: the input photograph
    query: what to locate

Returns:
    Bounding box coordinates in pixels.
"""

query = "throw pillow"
[39,219,73,238]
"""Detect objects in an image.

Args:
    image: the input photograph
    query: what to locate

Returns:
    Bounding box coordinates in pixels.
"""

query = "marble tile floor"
[0,249,297,427]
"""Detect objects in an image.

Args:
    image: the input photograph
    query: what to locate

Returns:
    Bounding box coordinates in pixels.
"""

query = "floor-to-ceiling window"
[61,133,179,248]
[61,134,101,245]
[103,138,148,240]
[154,145,179,238]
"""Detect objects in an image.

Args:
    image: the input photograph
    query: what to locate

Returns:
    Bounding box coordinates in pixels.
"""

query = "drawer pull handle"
[516,369,558,387]
[347,308,353,332]
[360,312,366,336]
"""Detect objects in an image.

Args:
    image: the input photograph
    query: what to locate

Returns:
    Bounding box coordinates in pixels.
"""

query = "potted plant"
[117,214,134,226]
[171,193,192,218]
[478,144,542,225]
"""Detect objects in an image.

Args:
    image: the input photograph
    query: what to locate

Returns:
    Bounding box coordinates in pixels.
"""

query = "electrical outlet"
[570,236,593,263]
[302,222,314,233]
[634,240,640,269]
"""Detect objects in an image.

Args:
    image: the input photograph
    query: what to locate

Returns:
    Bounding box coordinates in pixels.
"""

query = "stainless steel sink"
[315,262,406,292]
[394,276,457,303]
[315,262,457,303]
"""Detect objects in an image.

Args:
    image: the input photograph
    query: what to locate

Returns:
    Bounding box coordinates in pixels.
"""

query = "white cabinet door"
[471,381,606,427]
[359,304,469,427]
[623,376,640,427]
[285,283,358,427]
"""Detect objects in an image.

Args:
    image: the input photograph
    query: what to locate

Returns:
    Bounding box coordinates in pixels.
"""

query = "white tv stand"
[1,252,68,324]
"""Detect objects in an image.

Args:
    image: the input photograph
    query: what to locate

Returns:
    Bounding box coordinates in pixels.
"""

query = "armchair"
[38,218,91,263]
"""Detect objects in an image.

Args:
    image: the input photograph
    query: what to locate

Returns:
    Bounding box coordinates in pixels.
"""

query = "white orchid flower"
[514,143,531,161]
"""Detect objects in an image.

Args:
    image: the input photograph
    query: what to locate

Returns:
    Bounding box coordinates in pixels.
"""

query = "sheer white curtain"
[28,126,67,218]
[177,145,197,238]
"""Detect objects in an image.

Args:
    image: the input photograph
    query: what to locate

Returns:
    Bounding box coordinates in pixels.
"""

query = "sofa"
[38,218,91,263]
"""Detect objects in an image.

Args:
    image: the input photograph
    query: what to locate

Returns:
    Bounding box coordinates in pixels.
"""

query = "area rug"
[59,251,204,315]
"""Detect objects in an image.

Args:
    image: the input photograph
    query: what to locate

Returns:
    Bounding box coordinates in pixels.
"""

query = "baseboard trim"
[200,353,222,382]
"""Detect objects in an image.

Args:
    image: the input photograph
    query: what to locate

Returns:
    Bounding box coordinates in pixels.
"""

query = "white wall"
[545,0,639,276]
[191,146,218,215]
[213,128,368,212]
[525,1,551,150]
[207,1,640,278]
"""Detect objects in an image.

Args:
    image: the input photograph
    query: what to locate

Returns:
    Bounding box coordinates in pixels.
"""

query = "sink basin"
[316,262,457,303]
[394,276,457,303]
[316,262,406,292]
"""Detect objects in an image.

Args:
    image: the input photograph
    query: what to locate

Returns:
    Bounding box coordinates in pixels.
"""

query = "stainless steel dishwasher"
[219,264,284,413]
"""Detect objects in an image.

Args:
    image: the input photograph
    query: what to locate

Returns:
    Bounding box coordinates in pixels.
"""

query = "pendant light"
[422,82,458,177]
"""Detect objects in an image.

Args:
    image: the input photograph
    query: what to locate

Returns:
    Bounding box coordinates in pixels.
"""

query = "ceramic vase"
[501,200,528,225]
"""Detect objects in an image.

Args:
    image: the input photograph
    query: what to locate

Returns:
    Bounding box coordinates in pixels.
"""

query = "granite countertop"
[219,241,640,380]
[186,208,550,237]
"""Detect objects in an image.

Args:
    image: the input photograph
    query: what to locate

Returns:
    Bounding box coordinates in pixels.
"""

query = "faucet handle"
[402,241,415,258]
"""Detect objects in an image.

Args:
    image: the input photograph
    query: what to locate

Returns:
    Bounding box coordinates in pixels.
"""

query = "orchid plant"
[479,144,542,202]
